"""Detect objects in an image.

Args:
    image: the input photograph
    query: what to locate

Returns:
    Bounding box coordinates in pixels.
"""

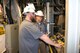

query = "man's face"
[36,16,43,22]
[30,13,36,22]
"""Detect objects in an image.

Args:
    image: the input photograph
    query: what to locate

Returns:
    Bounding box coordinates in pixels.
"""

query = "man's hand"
[40,34,64,48]
[54,43,64,48]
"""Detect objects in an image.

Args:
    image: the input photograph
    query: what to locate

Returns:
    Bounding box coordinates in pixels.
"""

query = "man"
[35,10,47,53]
[19,3,62,53]
[35,10,47,33]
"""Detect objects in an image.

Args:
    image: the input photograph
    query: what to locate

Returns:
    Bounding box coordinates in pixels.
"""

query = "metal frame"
[65,0,79,53]
[78,0,80,51]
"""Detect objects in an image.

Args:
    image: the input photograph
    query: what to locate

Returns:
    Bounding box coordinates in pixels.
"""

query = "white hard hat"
[35,10,44,16]
[28,3,35,10]
[23,3,35,14]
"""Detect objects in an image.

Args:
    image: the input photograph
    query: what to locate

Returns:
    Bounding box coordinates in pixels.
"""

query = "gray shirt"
[37,22,47,34]
[19,20,44,53]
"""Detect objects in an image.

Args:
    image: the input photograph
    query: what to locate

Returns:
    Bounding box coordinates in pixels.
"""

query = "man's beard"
[31,18,36,23]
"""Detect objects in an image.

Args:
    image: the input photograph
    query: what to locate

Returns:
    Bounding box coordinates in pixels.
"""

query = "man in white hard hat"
[19,3,63,53]
[35,10,47,53]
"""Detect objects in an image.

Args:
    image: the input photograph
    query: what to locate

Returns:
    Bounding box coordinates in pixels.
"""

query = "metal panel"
[5,24,19,53]
[78,0,80,52]
[65,0,79,53]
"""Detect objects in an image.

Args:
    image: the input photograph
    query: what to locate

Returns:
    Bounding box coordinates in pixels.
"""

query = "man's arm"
[39,34,62,48]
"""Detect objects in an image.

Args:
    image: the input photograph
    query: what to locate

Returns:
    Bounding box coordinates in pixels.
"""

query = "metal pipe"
[46,2,50,35]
